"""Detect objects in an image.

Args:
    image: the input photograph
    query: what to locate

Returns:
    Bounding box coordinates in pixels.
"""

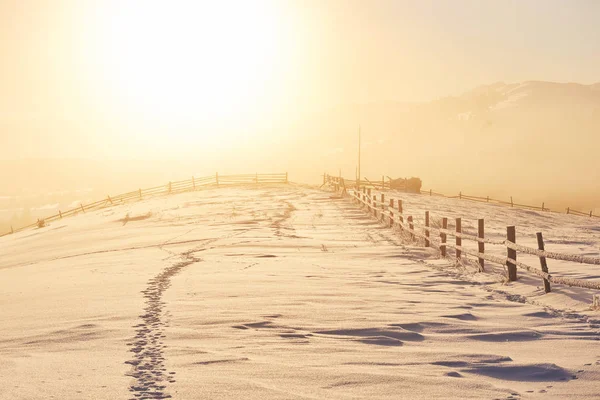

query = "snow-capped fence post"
[380,194,385,221]
[398,199,403,215]
[455,218,462,260]
[440,218,448,257]
[536,232,551,293]
[424,211,430,247]
[389,199,395,227]
[506,226,517,281]
[478,219,485,271]
[408,216,414,240]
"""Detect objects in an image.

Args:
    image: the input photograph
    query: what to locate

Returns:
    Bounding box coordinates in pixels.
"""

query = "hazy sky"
[1,0,599,159]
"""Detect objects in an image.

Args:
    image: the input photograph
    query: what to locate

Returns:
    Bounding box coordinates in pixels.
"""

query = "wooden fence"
[325,174,599,218]
[0,173,288,238]
[326,175,600,304]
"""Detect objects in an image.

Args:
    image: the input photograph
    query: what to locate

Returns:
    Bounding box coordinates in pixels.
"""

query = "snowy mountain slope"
[1,184,599,399]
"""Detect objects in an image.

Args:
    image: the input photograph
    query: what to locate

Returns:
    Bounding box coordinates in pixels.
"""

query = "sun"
[94,1,282,127]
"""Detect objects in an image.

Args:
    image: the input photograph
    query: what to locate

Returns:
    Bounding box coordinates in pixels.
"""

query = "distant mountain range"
[283,81,600,210]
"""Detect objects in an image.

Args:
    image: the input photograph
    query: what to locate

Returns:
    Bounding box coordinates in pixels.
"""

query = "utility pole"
[357,125,361,190]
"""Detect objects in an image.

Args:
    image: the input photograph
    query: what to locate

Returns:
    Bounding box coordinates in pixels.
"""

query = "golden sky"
[1,0,599,160]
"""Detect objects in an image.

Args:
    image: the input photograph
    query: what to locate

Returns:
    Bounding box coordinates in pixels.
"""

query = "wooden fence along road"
[1,173,288,238]
[326,174,600,306]
[325,173,599,218]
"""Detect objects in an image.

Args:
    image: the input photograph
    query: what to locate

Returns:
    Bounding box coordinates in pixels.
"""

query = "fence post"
[440,218,448,257]
[536,232,551,293]
[408,216,414,240]
[10,225,13,234]
[398,199,403,215]
[510,196,514,207]
[425,211,430,247]
[590,210,593,217]
[389,199,395,226]
[373,194,377,218]
[429,189,432,196]
[459,191,462,200]
[380,194,385,221]
[506,226,517,281]
[455,218,462,260]
[566,207,570,214]
[486,196,489,203]
[367,188,372,214]
[478,219,485,271]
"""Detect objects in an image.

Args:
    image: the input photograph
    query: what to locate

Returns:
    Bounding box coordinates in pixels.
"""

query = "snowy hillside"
[1,184,599,399]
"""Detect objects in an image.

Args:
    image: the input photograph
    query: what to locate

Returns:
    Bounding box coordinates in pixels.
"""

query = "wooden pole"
[357,125,361,191]
[478,219,485,271]
[367,188,372,214]
[398,199,403,215]
[10,225,13,234]
[429,189,432,196]
[440,218,448,257]
[389,199,394,226]
[459,191,462,200]
[510,196,514,207]
[380,194,385,221]
[536,232,551,293]
[455,218,462,260]
[506,226,517,281]
[424,211,430,247]
[408,216,414,240]
[566,207,570,214]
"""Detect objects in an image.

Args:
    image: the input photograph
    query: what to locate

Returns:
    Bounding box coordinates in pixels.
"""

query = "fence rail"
[325,173,599,218]
[325,175,600,302]
[1,172,288,238]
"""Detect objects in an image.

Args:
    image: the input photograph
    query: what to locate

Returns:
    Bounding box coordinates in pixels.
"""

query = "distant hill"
[282,81,600,211]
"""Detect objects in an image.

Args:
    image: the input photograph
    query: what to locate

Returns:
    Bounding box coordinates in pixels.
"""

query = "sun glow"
[94,1,284,130]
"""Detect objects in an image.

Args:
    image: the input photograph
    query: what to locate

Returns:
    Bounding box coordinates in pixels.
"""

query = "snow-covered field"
[1,184,599,399]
